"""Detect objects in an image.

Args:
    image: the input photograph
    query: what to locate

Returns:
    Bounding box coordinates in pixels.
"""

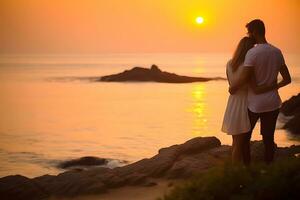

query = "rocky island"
[99,65,225,83]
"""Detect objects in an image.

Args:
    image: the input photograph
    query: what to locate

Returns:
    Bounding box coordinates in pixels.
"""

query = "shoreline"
[1,136,300,200]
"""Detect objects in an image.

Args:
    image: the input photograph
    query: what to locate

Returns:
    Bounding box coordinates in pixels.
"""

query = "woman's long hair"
[231,37,255,72]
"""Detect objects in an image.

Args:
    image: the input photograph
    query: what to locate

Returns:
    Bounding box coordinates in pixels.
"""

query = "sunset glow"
[0,0,299,54]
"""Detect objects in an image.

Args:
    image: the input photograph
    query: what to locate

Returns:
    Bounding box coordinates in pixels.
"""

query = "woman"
[221,37,275,164]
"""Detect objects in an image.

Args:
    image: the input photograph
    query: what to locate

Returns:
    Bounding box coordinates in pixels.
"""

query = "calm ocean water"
[0,53,299,177]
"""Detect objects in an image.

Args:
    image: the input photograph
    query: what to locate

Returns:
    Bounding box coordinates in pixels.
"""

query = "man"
[230,19,291,165]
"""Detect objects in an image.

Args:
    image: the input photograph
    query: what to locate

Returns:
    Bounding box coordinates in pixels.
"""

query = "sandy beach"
[49,179,181,200]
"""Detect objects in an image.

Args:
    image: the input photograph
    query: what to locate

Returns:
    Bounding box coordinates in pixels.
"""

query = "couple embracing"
[222,19,291,165]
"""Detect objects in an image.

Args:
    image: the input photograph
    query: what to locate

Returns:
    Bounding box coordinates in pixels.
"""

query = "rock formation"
[57,156,108,169]
[1,136,299,200]
[99,65,225,83]
[280,93,300,134]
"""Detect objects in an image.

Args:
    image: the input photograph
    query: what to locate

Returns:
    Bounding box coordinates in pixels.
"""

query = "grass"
[158,157,300,200]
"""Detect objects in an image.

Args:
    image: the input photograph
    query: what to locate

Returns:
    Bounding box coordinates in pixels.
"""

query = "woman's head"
[246,19,265,39]
[231,37,255,71]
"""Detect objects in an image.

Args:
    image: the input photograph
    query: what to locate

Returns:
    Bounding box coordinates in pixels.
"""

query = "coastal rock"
[78,167,125,188]
[275,144,300,158]
[32,170,107,196]
[167,150,227,178]
[280,93,300,134]
[114,137,221,178]
[1,136,300,200]
[0,175,48,200]
[100,65,225,83]
[58,156,108,169]
[283,114,300,134]
[177,136,221,155]
[280,93,300,116]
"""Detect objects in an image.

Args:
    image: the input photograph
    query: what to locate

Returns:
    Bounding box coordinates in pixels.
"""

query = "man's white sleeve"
[244,51,255,67]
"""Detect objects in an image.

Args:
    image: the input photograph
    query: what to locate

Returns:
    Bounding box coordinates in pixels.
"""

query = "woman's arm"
[229,67,253,94]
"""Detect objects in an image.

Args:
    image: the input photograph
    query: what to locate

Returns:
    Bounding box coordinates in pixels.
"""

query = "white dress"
[221,61,251,135]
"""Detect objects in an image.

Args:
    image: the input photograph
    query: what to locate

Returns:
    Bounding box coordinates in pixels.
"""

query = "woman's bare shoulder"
[226,59,233,71]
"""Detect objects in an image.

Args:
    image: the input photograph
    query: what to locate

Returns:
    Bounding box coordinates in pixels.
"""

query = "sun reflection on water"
[189,84,208,136]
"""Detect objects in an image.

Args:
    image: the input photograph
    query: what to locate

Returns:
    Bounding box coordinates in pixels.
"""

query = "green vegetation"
[159,158,300,200]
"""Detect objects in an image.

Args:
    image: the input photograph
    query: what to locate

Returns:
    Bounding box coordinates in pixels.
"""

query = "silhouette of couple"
[222,19,291,165]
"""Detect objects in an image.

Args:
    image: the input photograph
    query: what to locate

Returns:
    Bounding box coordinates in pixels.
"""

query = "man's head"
[246,19,265,41]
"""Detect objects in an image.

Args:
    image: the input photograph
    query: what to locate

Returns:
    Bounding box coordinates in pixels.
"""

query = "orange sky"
[1,0,299,54]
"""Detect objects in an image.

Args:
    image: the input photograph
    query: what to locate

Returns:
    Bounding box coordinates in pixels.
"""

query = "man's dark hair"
[246,19,265,36]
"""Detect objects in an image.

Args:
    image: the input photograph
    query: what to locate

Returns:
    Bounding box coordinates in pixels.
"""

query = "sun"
[196,16,204,24]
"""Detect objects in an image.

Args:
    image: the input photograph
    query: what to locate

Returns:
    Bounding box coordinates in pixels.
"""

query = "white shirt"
[243,43,285,113]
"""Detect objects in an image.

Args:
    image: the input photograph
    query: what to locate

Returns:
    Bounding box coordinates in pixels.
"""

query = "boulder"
[57,156,108,169]
[114,137,221,178]
[176,136,221,155]
[280,93,300,116]
[0,175,48,200]
[280,93,300,134]
[33,170,107,197]
[283,114,300,134]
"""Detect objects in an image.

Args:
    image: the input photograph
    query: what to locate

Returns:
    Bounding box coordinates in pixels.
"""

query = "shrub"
[159,157,300,200]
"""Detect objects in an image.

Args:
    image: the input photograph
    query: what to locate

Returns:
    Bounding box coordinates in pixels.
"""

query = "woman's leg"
[232,134,246,163]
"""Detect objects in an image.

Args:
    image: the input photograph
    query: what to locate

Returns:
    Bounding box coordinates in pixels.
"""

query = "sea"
[0,53,299,178]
